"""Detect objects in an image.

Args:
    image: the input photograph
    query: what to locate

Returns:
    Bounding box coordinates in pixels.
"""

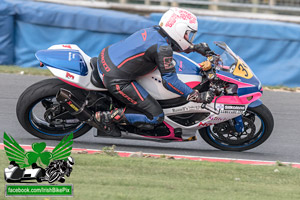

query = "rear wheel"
[16,78,92,140]
[199,104,274,151]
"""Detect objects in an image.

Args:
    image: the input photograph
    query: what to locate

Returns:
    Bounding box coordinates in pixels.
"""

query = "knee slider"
[155,112,164,124]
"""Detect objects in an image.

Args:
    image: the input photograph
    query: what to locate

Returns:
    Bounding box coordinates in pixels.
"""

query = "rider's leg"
[95,77,164,130]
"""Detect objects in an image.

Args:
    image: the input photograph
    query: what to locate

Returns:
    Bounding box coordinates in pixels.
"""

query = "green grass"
[0,65,53,76]
[1,150,300,200]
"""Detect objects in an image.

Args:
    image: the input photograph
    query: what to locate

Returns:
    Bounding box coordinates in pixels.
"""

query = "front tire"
[16,78,92,140]
[199,104,274,151]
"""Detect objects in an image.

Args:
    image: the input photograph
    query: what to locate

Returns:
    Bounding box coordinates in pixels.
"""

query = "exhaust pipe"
[56,88,103,129]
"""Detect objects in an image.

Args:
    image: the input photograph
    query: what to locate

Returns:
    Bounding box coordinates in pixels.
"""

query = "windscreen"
[215,42,254,79]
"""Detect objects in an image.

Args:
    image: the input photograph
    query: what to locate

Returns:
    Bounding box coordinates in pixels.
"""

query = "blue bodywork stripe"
[36,49,88,75]
[173,54,201,75]
[248,99,263,108]
[237,86,261,96]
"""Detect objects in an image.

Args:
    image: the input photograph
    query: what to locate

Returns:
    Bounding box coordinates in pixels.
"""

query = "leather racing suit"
[97,26,194,129]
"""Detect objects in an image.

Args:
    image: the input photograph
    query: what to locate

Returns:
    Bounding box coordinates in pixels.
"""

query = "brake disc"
[212,117,256,145]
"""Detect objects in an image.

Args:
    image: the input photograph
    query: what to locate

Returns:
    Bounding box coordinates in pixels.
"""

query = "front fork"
[233,115,244,133]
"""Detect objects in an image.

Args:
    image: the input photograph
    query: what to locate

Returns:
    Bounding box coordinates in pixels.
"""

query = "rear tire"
[199,104,274,151]
[16,78,92,140]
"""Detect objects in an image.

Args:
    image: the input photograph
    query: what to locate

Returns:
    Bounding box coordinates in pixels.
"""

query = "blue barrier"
[0,0,14,65]
[2,0,155,66]
[1,0,300,86]
[14,21,129,67]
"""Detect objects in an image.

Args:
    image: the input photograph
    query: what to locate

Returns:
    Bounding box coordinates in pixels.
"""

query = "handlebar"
[199,54,224,115]
[201,102,220,115]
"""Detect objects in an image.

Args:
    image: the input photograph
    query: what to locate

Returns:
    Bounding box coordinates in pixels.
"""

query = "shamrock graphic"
[26,142,52,167]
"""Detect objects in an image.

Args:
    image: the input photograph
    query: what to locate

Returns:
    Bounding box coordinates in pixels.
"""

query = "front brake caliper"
[234,115,244,133]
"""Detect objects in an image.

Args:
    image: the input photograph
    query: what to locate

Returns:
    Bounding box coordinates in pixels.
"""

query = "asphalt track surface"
[1,73,300,163]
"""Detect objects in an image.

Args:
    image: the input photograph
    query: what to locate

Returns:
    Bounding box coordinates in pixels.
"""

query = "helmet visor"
[184,30,197,44]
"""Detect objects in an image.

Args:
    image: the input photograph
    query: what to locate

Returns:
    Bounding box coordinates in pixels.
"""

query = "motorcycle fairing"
[140,122,184,141]
[36,49,88,76]
[214,41,263,104]
[36,44,108,91]
[137,52,203,100]
[216,71,262,105]
[162,101,245,134]
[232,59,253,79]
[173,53,201,75]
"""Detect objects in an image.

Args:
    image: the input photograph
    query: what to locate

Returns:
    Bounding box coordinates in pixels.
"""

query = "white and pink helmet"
[159,7,198,51]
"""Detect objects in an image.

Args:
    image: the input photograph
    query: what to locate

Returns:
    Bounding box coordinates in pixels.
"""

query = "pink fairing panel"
[141,122,183,141]
[239,92,262,104]
[212,96,241,104]
[186,81,201,89]
[215,73,262,105]
[217,74,254,88]
[212,92,261,105]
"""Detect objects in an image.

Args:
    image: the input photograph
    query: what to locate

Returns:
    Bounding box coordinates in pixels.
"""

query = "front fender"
[248,99,262,108]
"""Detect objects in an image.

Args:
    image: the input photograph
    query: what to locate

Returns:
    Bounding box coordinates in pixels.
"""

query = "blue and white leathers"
[97,26,194,127]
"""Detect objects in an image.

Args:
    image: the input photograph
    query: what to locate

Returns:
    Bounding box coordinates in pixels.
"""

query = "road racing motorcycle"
[16,42,274,151]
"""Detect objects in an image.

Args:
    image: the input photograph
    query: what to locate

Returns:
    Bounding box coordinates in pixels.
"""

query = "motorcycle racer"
[44,157,74,183]
[96,7,215,134]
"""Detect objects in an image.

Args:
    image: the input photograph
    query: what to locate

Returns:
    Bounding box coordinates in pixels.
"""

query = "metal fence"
[88,0,300,14]
[34,0,300,19]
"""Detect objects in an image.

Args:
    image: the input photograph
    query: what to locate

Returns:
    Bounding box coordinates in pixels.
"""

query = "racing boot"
[94,108,125,137]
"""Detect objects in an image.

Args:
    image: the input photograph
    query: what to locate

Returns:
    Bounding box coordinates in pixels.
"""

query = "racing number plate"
[233,59,253,79]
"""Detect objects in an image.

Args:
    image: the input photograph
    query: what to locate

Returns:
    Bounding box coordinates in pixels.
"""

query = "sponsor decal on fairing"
[224,105,246,111]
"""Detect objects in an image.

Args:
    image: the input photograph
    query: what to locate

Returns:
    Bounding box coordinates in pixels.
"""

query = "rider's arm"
[155,45,193,98]
[184,43,215,56]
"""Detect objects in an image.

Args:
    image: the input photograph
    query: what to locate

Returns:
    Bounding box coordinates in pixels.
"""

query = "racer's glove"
[199,60,212,71]
[187,90,214,104]
[190,43,215,57]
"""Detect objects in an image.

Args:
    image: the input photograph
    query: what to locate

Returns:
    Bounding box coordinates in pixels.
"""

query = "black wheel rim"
[206,110,265,149]
[29,96,85,137]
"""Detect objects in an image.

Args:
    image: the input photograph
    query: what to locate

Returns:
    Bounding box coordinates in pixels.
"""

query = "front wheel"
[199,104,274,151]
[16,78,92,140]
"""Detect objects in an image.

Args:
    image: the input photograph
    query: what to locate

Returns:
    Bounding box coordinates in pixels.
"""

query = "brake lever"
[214,91,224,111]
[205,51,217,57]
[201,88,224,115]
